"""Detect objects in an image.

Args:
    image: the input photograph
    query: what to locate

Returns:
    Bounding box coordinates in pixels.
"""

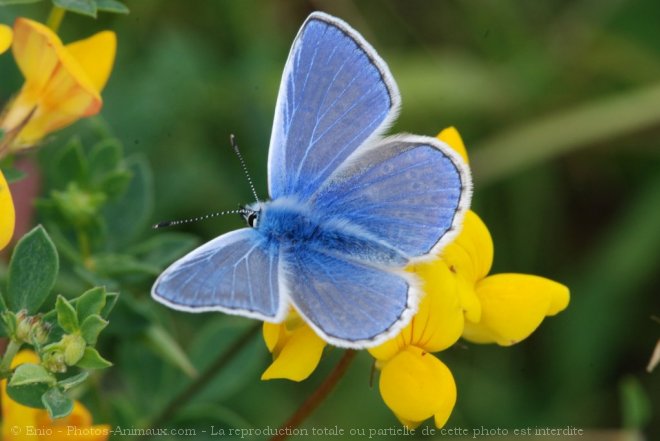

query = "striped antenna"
[230,134,260,202]
[153,209,250,229]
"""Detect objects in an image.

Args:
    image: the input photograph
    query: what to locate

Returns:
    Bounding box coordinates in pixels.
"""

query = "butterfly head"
[241,202,263,228]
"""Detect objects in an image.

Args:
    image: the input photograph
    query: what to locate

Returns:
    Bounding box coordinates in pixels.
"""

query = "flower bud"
[30,319,51,345]
[15,309,32,342]
[61,333,87,366]
[42,349,67,373]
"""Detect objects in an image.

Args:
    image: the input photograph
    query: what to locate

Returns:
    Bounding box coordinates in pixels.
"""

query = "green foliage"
[6,226,59,314]
[41,387,74,419]
[56,295,78,333]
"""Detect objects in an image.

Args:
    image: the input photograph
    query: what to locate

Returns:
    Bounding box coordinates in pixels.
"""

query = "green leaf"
[100,292,118,319]
[76,347,112,369]
[7,226,59,314]
[1,311,16,337]
[57,371,89,391]
[88,138,122,177]
[75,287,106,322]
[9,363,57,387]
[53,0,97,17]
[620,376,652,429]
[98,169,133,198]
[96,0,129,14]
[6,382,49,408]
[143,325,198,378]
[80,314,108,345]
[56,295,79,333]
[103,155,153,248]
[54,137,88,187]
[42,387,74,419]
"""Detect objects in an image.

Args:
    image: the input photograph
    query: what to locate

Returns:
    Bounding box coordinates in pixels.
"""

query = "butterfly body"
[253,197,407,265]
[152,12,472,348]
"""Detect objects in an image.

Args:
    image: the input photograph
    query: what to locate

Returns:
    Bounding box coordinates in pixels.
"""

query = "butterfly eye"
[247,212,259,228]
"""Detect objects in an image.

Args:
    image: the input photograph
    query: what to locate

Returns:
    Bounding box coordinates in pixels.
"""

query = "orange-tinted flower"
[0,18,116,153]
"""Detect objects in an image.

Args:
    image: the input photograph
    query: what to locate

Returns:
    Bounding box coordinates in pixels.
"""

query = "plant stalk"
[270,349,357,441]
[0,339,23,377]
[144,322,261,434]
[46,6,66,33]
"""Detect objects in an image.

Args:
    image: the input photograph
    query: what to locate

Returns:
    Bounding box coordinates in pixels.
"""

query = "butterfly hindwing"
[282,247,415,347]
[268,12,399,200]
[152,229,284,322]
[312,135,471,260]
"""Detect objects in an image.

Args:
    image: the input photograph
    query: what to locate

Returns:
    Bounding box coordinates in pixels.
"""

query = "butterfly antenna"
[230,134,260,203]
[153,209,249,229]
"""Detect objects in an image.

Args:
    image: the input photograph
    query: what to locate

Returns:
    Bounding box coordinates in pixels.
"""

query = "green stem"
[143,323,260,435]
[77,230,91,264]
[0,340,23,377]
[270,350,357,441]
[46,6,66,33]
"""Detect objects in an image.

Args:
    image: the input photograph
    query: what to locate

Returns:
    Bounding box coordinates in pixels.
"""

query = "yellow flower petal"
[0,24,12,54]
[463,273,570,346]
[261,325,326,382]
[262,321,285,353]
[410,261,464,352]
[1,18,114,147]
[442,210,493,284]
[65,31,116,92]
[379,346,456,427]
[0,169,16,250]
[437,126,469,164]
[371,260,463,360]
[456,276,481,323]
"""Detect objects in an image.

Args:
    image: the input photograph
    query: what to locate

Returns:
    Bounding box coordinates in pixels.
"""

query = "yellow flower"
[0,24,12,54]
[368,127,569,428]
[1,350,110,441]
[261,311,326,382]
[435,128,570,345]
[0,18,116,153]
[368,262,460,429]
[0,169,15,251]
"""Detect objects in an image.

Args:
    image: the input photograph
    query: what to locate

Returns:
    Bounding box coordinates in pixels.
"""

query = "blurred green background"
[1,0,659,439]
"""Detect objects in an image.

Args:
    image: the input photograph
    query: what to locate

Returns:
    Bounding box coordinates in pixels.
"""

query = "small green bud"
[61,334,87,366]
[42,349,67,373]
[15,310,32,342]
[30,320,51,346]
[52,183,106,226]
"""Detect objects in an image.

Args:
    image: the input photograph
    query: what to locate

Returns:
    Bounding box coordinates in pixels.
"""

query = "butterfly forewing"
[267,12,399,201]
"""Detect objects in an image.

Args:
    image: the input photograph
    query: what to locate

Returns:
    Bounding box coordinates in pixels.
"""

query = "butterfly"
[151,12,472,348]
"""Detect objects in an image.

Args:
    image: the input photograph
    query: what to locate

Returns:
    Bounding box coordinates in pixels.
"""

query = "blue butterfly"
[152,12,472,348]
